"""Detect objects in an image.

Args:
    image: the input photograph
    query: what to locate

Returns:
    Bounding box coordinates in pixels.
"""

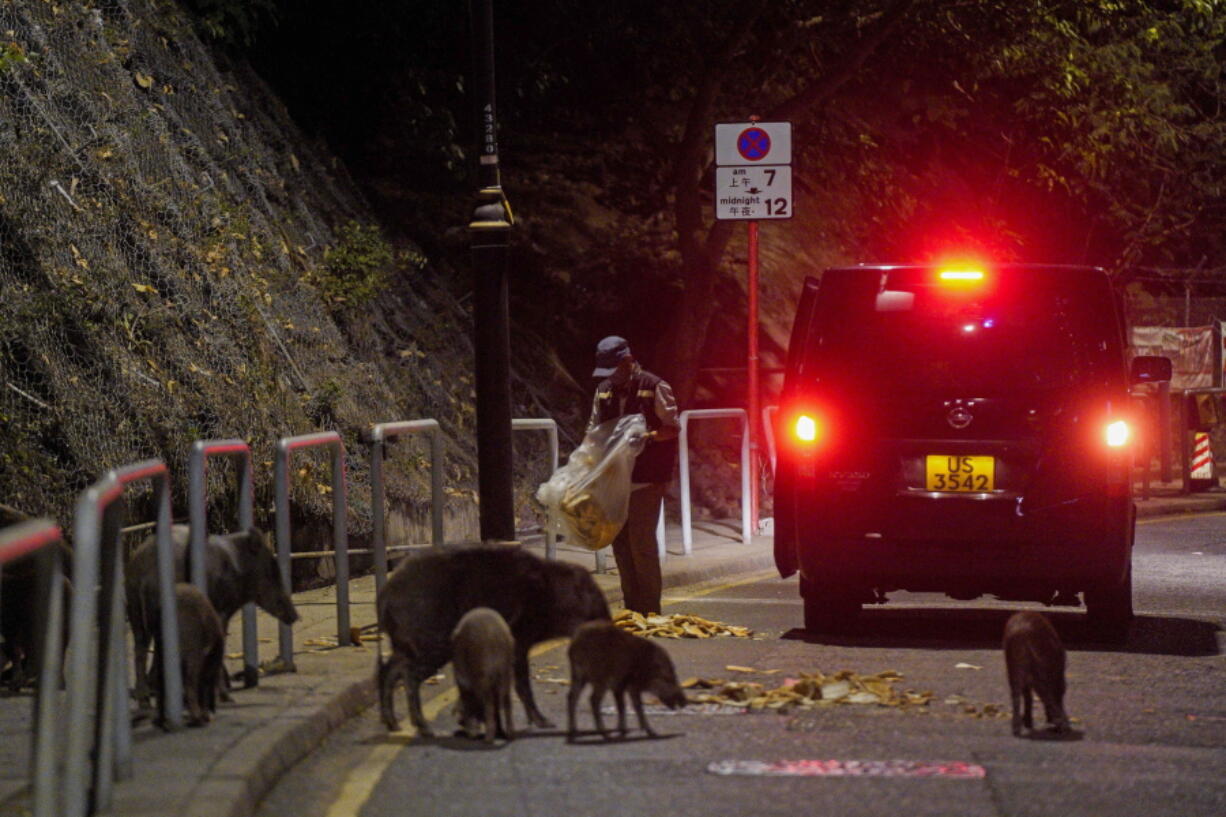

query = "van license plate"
[925,455,994,492]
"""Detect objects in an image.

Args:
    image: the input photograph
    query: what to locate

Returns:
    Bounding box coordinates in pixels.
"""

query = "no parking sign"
[714,121,792,221]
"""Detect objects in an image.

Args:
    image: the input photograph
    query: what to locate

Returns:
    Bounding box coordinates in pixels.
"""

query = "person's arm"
[586,389,603,434]
[650,380,680,441]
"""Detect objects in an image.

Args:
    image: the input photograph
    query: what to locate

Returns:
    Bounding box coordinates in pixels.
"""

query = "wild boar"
[451,607,515,743]
[151,583,225,726]
[1003,610,1071,736]
[127,524,298,707]
[0,543,72,692]
[376,544,610,736]
[566,620,687,741]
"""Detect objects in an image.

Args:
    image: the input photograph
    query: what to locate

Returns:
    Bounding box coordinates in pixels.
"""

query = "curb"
[185,676,376,817]
[1136,497,1226,518]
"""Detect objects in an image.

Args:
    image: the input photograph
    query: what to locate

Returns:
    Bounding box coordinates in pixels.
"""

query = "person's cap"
[592,336,632,378]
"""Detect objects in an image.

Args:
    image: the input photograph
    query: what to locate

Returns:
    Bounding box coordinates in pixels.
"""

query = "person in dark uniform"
[588,336,680,614]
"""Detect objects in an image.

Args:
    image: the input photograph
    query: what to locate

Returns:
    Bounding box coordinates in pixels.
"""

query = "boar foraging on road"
[376,545,610,736]
[127,525,299,707]
[451,607,515,743]
[1003,610,1071,736]
[566,620,687,741]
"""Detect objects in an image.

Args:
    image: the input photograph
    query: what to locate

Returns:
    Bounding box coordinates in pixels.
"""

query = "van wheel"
[1084,562,1133,645]
[801,576,860,633]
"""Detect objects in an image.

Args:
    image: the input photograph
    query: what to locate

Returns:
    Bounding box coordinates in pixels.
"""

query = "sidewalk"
[0,519,776,817]
[2,490,1223,817]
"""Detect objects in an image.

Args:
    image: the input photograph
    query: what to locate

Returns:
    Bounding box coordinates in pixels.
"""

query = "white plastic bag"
[535,414,648,551]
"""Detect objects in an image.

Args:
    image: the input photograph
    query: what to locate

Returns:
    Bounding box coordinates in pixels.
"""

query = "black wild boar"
[451,607,515,743]
[1003,610,1071,736]
[1,544,72,692]
[566,620,687,741]
[376,545,610,736]
[127,524,298,707]
[151,583,225,726]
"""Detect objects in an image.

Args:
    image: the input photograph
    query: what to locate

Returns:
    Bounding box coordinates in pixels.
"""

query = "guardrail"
[0,519,66,817]
[367,420,445,596]
[66,460,183,817]
[762,404,778,476]
[678,408,751,552]
[274,431,350,668]
[512,418,560,560]
[188,439,261,687]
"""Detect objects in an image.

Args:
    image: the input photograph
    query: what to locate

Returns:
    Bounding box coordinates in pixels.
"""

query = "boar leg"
[377,652,412,732]
[630,689,656,737]
[500,677,514,741]
[482,689,498,745]
[566,678,586,741]
[513,646,553,729]
[1038,684,1070,733]
[611,685,629,736]
[132,618,154,709]
[588,681,610,739]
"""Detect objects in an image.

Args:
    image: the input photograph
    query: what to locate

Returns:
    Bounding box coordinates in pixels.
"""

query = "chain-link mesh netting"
[0,0,485,557]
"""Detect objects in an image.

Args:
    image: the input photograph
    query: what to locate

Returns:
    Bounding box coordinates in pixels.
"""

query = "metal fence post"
[188,440,259,686]
[511,418,559,559]
[678,408,751,554]
[0,519,65,817]
[1158,380,1172,482]
[274,431,350,666]
[65,460,183,817]
[367,420,444,596]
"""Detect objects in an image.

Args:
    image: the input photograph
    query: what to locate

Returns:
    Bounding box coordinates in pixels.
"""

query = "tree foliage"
[216,0,1225,402]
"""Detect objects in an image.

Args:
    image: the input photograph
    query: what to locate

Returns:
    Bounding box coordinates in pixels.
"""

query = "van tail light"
[794,414,819,443]
[1105,420,1130,448]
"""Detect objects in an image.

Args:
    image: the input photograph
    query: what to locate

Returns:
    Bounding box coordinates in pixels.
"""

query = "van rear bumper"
[783,488,1133,595]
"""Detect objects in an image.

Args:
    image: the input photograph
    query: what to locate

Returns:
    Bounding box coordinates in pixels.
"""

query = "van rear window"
[805,270,1118,396]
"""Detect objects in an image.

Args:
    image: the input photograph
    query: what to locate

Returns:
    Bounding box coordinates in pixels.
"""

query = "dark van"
[773,264,1171,641]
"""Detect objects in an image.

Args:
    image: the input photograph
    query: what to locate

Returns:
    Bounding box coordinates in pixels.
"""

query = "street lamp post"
[468,0,516,542]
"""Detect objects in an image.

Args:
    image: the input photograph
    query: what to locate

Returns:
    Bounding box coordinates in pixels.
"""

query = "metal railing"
[512,418,560,560]
[367,420,444,596]
[0,519,66,817]
[188,439,260,687]
[66,460,183,817]
[762,404,778,475]
[274,432,350,669]
[678,408,751,552]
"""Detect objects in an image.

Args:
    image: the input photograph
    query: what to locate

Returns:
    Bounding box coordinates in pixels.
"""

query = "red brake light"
[938,269,985,282]
[795,414,818,442]
[1105,420,1129,447]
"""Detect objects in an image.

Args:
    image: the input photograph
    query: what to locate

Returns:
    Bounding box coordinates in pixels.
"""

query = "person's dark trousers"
[611,482,667,614]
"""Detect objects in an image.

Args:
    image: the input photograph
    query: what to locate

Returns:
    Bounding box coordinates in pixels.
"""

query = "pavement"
[1,487,1224,817]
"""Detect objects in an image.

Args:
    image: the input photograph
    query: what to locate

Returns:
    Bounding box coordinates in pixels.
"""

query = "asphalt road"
[256,512,1226,817]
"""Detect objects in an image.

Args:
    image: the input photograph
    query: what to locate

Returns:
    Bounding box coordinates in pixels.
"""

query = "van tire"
[801,575,860,633]
[1084,562,1133,645]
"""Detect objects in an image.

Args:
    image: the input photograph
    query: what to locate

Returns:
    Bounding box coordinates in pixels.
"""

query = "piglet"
[1003,610,1071,736]
[451,607,515,743]
[151,583,225,727]
[566,620,686,741]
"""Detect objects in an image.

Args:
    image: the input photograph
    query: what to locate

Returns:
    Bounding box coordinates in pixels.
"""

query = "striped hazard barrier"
[1191,431,1214,480]
[707,759,987,778]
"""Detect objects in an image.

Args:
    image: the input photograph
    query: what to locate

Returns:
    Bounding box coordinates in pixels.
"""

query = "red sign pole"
[747,217,760,535]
